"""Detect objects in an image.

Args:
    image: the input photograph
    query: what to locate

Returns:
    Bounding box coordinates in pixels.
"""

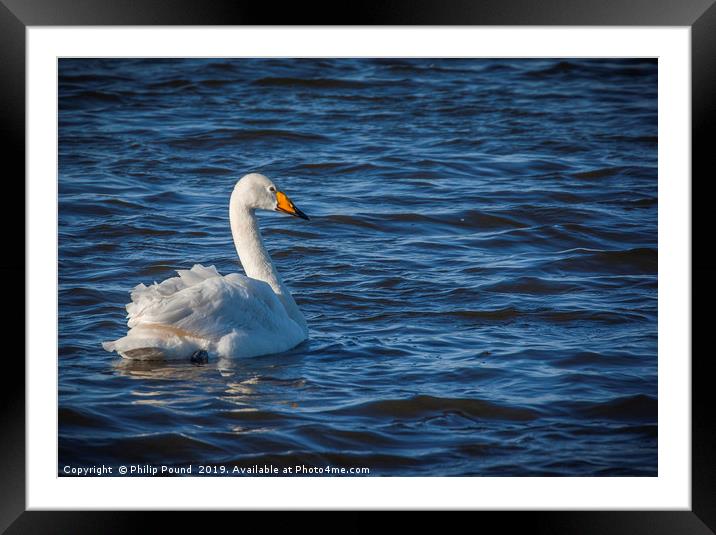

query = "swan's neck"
[230,203,282,291]
[229,193,307,333]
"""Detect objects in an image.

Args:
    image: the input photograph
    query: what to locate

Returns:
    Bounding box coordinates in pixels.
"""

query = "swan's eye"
[268,186,276,193]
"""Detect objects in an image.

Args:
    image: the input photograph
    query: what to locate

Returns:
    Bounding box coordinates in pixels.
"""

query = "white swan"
[102,173,310,361]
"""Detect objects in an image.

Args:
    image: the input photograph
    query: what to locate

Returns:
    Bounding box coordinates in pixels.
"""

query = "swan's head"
[234,173,309,220]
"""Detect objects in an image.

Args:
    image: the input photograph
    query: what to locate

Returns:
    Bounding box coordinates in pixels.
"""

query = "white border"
[27,27,691,510]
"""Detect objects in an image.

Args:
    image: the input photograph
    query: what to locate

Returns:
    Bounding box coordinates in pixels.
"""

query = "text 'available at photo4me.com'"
[62,463,372,476]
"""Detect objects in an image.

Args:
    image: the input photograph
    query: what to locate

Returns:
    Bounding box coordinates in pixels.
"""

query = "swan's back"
[103,264,307,360]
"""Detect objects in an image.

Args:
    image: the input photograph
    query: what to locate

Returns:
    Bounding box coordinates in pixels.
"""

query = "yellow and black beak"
[275,190,310,220]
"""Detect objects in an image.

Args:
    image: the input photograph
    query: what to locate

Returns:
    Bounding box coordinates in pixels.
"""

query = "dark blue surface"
[58,58,657,476]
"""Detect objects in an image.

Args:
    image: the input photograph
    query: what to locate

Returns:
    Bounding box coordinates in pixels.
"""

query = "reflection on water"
[59,58,657,476]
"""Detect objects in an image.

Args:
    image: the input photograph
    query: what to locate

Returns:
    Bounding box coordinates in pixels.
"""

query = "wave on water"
[167,128,330,149]
[333,395,541,421]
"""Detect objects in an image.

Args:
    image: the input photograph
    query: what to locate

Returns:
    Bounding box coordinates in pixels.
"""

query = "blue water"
[58,58,658,476]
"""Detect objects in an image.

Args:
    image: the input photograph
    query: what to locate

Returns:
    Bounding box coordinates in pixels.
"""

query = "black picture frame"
[2,0,711,531]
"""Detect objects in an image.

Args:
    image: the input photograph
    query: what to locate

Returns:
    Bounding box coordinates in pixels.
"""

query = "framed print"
[3,0,713,531]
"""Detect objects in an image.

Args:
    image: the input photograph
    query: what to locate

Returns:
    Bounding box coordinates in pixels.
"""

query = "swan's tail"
[102,324,208,361]
[102,337,168,361]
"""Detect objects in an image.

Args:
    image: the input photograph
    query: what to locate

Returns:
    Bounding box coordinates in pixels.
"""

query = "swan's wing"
[113,264,305,359]
[126,263,222,327]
